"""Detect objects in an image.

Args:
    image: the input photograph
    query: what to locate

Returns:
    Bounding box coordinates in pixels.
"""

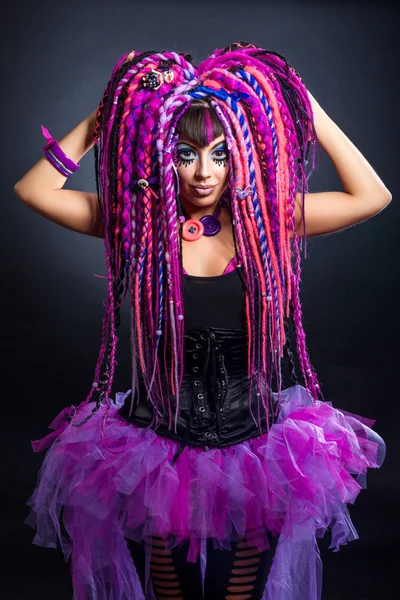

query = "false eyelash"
[213,158,228,167]
[177,158,194,167]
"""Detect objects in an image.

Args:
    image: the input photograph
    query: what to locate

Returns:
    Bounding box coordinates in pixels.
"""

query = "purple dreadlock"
[72,42,323,451]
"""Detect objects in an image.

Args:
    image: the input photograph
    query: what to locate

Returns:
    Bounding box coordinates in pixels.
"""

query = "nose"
[195,154,212,180]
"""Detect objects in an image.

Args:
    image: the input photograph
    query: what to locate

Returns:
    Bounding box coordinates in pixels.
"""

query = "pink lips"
[192,186,215,197]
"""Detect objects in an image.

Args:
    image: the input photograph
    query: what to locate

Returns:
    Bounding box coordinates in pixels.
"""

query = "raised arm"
[291,92,392,238]
[14,109,104,239]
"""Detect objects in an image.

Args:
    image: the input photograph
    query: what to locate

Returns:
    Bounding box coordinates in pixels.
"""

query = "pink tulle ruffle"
[24,384,385,600]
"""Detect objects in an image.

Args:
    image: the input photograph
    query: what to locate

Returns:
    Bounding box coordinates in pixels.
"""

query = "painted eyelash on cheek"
[177,157,194,167]
[213,155,228,167]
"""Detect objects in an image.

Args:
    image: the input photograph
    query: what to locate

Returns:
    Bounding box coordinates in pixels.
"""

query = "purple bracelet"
[41,125,80,177]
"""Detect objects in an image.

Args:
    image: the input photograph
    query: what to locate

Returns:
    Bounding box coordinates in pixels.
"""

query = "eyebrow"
[177,140,227,151]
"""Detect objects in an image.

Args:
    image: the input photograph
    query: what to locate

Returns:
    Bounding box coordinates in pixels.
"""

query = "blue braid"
[237,70,286,295]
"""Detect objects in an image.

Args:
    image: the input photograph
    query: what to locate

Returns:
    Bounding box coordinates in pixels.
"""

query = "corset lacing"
[170,328,230,466]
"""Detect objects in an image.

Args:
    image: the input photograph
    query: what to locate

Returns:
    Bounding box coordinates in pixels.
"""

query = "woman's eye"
[212,148,228,165]
[177,149,196,166]
[177,149,196,159]
[213,149,228,159]
[178,150,195,158]
[212,148,228,166]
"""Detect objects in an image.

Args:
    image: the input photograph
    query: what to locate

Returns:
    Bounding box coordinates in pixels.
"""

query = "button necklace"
[180,196,225,242]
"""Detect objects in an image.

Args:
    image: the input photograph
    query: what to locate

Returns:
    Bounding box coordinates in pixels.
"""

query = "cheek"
[177,164,194,184]
[214,163,229,182]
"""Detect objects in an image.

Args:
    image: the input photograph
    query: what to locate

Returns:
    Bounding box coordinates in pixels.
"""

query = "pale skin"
[14,93,392,277]
[176,135,234,276]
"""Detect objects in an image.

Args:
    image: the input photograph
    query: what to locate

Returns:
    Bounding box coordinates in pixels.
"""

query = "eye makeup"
[176,143,228,168]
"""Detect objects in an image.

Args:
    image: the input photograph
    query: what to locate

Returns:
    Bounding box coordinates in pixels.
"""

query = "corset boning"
[118,269,277,464]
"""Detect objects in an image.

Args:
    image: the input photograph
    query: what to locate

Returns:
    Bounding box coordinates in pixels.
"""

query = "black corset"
[118,326,277,465]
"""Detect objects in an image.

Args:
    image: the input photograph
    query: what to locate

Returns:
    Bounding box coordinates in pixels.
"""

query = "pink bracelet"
[41,125,80,177]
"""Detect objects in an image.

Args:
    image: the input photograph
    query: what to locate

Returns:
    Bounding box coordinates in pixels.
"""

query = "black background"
[2,0,398,597]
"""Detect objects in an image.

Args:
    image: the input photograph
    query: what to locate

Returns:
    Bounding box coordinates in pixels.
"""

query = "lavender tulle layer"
[24,384,386,600]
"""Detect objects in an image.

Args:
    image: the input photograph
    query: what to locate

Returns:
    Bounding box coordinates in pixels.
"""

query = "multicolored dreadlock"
[72,42,324,451]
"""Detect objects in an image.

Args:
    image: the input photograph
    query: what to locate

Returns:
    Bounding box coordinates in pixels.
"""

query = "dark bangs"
[176,100,225,147]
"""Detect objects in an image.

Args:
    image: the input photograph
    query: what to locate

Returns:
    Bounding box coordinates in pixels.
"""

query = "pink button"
[182,219,204,241]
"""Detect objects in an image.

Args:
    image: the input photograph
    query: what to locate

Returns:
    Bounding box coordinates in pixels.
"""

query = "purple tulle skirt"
[24,384,386,600]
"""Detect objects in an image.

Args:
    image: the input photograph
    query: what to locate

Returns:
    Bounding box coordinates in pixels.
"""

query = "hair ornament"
[123,50,136,64]
[142,68,174,90]
[131,176,158,190]
[234,185,253,200]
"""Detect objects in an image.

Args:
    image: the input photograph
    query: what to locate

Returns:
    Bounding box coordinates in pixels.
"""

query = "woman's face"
[176,134,229,213]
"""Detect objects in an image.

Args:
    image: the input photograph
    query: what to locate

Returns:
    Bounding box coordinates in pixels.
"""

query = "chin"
[190,198,215,207]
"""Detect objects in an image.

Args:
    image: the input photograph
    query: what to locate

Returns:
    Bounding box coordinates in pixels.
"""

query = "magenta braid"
[77,43,324,450]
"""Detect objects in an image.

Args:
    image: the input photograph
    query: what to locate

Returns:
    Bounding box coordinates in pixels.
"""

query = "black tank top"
[183,267,246,331]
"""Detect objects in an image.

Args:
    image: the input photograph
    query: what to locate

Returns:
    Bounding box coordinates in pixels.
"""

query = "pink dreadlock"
[72,42,323,452]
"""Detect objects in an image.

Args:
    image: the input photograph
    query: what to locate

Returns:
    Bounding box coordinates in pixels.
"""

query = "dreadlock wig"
[75,42,324,439]
[25,43,386,600]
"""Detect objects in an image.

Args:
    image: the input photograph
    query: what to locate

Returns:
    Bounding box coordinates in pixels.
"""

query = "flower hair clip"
[142,68,175,91]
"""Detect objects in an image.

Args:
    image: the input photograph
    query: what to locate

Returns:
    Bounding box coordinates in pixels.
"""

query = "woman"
[15,43,389,600]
